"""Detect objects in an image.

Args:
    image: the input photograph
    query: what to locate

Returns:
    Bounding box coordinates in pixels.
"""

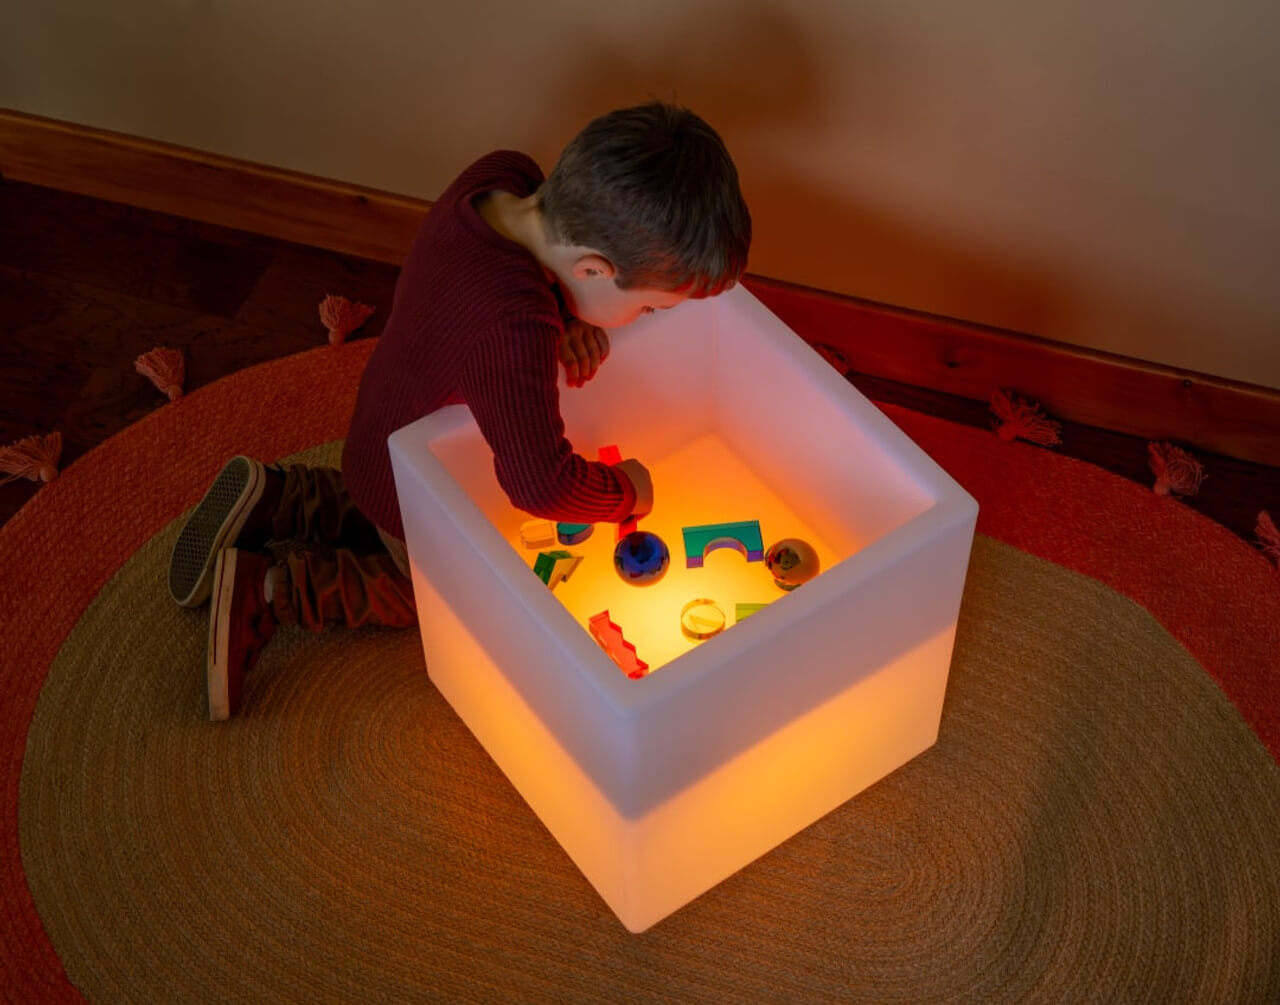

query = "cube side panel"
[625,508,978,816]
[614,622,960,932]
[558,299,718,464]
[415,418,525,539]
[406,567,638,925]
[381,281,985,933]
[710,288,938,552]
[389,431,635,807]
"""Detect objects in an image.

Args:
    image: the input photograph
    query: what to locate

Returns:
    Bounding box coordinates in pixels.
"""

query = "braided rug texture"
[2,340,1278,1002]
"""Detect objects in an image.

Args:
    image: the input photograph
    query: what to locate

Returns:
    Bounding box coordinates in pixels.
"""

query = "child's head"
[537,102,751,324]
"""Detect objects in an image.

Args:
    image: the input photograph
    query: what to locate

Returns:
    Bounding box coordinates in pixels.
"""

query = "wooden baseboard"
[3,107,1277,466]
[0,108,424,264]
[743,277,1280,466]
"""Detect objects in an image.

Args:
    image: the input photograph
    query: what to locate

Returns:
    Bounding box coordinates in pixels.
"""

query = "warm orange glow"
[416,549,958,932]
[391,286,978,933]
[509,432,851,675]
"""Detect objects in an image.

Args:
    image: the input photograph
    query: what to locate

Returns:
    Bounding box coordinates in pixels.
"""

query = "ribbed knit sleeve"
[342,149,636,539]
[459,317,638,523]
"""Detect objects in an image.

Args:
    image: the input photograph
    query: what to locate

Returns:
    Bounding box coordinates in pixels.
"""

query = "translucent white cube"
[388,285,978,932]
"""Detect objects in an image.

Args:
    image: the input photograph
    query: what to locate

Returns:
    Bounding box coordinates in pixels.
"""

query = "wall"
[3,0,1278,390]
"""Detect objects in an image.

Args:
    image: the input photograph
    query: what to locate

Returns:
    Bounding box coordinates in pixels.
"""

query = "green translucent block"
[533,549,582,590]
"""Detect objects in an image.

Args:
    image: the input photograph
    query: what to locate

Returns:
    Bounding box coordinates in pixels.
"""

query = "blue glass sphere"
[613,530,670,586]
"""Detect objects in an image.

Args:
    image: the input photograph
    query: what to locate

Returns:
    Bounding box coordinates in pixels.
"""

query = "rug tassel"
[1148,441,1206,497]
[989,388,1063,445]
[0,432,62,486]
[135,346,185,402]
[319,294,376,346]
[1256,511,1280,569]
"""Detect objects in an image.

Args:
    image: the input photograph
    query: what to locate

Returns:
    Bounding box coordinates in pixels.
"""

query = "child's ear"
[571,253,616,281]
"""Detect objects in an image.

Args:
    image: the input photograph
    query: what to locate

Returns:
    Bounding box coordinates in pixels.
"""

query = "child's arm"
[612,458,653,519]
[558,319,610,388]
[459,319,635,523]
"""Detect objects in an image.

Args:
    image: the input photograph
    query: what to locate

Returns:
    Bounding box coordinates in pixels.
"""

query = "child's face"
[562,277,689,330]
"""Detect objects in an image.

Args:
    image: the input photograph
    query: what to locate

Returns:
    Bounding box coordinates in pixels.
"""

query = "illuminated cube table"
[389,285,978,932]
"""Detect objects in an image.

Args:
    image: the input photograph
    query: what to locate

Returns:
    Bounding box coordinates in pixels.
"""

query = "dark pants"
[267,464,417,632]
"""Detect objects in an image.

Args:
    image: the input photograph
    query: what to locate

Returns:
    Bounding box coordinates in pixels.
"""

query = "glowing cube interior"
[388,285,978,932]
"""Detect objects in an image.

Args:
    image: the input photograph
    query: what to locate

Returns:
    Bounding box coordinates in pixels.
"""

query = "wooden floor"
[2,176,1277,550]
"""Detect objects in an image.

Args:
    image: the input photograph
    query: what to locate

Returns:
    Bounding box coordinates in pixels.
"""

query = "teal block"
[557,522,594,545]
[682,520,765,568]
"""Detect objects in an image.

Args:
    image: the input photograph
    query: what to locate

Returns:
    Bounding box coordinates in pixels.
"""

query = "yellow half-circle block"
[680,599,726,640]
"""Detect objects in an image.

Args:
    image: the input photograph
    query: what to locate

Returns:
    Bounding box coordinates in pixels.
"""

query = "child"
[168,101,752,720]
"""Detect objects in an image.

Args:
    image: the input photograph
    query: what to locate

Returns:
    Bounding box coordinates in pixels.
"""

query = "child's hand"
[559,320,610,388]
[613,458,653,519]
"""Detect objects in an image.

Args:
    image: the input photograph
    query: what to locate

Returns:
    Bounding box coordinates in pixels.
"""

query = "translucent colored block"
[734,602,769,622]
[588,610,649,679]
[533,550,582,590]
[557,522,594,546]
[389,285,978,933]
[519,519,556,549]
[680,599,726,640]
[596,445,637,540]
[682,520,765,568]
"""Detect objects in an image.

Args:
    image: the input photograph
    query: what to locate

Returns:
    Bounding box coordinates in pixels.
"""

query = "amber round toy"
[680,599,726,640]
[764,537,820,591]
[613,530,671,586]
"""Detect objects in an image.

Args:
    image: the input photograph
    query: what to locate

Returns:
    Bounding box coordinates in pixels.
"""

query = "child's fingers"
[590,327,609,366]
[581,326,608,381]
[559,332,584,386]
[560,322,609,386]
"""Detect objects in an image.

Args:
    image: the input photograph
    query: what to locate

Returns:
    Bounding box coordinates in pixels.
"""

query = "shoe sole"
[207,549,239,722]
[168,456,264,608]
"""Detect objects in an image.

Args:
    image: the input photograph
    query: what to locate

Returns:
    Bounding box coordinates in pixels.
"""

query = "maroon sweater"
[342,151,638,540]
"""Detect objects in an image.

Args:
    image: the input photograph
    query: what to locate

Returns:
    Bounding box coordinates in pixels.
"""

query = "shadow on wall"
[739,167,1067,341]
[522,3,826,160]
[516,2,1068,344]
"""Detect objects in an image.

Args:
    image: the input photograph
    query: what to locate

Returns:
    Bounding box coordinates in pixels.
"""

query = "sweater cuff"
[607,463,639,523]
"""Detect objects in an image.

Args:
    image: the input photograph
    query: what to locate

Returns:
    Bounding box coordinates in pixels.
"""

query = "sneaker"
[168,456,281,607]
[207,548,277,721]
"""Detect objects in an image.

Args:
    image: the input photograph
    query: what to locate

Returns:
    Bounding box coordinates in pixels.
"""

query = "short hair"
[538,102,752,297]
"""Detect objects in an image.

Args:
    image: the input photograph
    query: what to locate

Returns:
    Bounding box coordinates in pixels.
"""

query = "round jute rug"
[3,342,1279,1002]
